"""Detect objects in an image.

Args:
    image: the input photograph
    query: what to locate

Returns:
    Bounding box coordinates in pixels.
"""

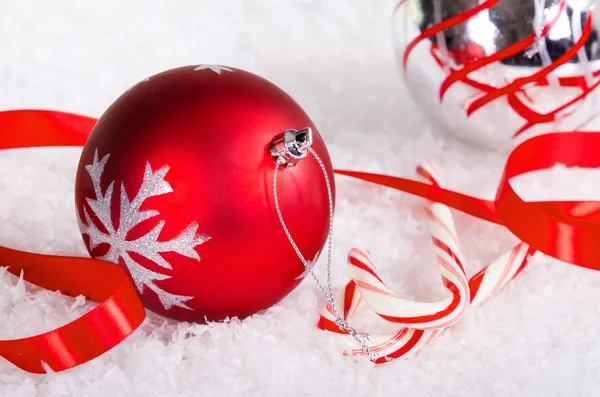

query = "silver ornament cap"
[269,127,313,167]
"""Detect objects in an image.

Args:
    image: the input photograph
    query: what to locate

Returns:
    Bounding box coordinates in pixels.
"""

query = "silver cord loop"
[272,144,374,359]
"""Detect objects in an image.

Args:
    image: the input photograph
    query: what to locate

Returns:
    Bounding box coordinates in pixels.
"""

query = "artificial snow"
[1,1,600,396]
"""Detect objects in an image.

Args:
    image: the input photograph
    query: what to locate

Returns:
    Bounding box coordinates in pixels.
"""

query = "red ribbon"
[337,132,600,271]
[0,110,146,374]
[0,109,599,373]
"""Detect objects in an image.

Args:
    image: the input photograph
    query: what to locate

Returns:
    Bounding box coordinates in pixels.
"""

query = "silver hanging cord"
[270,128,374,359]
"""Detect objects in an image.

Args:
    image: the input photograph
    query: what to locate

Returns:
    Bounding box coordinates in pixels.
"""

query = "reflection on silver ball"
[393,0,600,151]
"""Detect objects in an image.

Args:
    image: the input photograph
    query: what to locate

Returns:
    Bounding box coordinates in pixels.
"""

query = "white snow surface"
[1,1,600,396]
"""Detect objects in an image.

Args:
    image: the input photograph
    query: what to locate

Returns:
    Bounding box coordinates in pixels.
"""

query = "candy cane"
[318,163,534,364]
[342,162,470,330]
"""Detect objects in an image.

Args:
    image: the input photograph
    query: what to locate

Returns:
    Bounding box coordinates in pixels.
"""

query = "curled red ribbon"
[337,132,600,271]
[0,110,146,374]
[0,109,599,374]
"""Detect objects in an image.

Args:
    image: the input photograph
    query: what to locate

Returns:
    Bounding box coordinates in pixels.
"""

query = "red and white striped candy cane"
[318,163,534,364]
[344,162,470,330]
[318,243,531,363]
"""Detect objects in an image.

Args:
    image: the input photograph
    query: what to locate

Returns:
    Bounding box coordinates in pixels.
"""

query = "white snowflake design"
[193,64,233,74]
[125,76,150,93]
[295,250,321,280]
[77,150,211,310]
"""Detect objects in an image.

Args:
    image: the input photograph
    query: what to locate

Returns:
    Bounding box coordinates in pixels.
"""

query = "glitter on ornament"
[294,249,321,280]
[125,76,150,93]
[193,64,234,74]
[77,149,211,311]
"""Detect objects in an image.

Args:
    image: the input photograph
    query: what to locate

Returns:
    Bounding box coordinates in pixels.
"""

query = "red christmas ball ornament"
[74,65,334,323]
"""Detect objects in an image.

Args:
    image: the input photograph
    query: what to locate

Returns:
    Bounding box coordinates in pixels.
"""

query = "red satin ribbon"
[337,132,600,271]
[0,110,146,374]
[0,109,599,374]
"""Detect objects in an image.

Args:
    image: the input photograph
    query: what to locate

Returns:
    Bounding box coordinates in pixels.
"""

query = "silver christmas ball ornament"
[393,0,600,150]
